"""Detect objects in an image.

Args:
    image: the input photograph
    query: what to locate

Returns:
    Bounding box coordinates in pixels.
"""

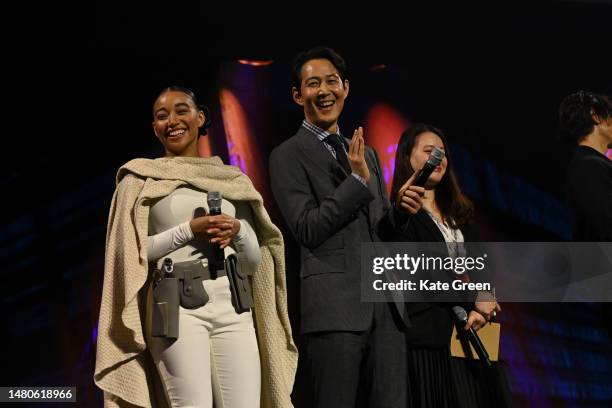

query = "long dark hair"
[390,123,474,228]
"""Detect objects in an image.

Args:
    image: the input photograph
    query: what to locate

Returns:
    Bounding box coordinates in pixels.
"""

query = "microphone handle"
[467,327,492,366]
[207,202,224,272]
[413,162,437,187]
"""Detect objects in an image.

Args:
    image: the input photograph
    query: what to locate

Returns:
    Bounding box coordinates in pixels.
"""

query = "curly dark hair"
[390,123,474,228]
[559,90,612,143]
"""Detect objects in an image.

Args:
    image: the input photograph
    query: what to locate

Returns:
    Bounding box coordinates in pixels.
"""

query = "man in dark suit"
[559,90,612,241]
[269,46,423,408]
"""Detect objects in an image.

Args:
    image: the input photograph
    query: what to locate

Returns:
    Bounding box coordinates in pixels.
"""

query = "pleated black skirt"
[407,348,513,408]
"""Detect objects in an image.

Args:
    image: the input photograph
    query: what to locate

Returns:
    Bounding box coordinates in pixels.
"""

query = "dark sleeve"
[269,144,374,249]
[568,158,612,240]
[462,222,486,282]
[368,147,431,243]
[376,204,422,242]
[368,147,397,241]
[460,222,496,306]
[369,147,391,211]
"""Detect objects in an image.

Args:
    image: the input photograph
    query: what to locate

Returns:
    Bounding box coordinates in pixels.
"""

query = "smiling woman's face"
[152,90,205,157]
[409,131,448,188]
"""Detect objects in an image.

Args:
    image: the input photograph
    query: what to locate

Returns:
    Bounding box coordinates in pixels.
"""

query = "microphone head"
[207,191,222,203]
[452,305,468,323]
[207,191,223,213]
[207,191,222,200]
[426,147,445,167]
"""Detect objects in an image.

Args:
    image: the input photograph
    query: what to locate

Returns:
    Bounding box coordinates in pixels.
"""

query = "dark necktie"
[324,134,351,174]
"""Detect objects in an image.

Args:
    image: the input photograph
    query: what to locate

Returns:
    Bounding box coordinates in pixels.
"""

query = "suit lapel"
[298,127,349,185]
[297,128,376,222]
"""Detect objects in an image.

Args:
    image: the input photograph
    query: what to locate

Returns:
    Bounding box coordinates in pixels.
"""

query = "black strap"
[324,134,351,174]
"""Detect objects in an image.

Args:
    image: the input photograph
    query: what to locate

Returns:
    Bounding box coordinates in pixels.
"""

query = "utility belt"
[151,253,253,339]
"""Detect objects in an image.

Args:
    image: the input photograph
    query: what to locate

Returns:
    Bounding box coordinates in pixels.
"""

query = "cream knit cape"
[94,156,297,407]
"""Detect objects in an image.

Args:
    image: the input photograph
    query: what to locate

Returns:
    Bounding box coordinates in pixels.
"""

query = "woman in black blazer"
[390,124,511,408]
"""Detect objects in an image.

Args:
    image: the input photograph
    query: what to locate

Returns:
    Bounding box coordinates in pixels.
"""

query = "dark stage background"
[2,2,612,407]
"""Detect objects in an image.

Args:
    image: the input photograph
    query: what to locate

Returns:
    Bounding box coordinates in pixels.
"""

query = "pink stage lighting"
[364,104,410,194]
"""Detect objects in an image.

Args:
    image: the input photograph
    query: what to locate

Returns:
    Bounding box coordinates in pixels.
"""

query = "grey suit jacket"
[269,125,405,333]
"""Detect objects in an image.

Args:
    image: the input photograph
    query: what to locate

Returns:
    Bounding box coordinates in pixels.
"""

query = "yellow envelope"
[450,322,500,362]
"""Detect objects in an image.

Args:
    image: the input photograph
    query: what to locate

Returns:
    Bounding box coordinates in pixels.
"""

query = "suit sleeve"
[269,144,374,249]
[367,148,396,241]
[369,147,391,211]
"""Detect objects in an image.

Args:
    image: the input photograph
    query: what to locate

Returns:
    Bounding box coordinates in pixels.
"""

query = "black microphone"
[207,191,225,275]
[452,306,492,366]
[413,147,445,187]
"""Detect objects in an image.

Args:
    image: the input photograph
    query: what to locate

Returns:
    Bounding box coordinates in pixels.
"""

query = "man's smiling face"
[293,58,349,133]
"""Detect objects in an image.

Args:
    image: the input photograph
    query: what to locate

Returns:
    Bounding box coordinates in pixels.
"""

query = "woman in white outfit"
[94,86,297,408]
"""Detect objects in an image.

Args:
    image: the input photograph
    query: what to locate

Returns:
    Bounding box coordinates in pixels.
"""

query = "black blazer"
[392,209,479,348]
[566,145,612,241]
[269,125,399,334]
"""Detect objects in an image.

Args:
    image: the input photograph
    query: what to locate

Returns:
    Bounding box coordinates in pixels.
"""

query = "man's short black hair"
[291,46,348,92]
[559,90,612,143]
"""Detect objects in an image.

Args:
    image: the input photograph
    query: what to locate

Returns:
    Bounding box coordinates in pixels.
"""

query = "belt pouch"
[225,253,253,314]
[179,261,209,309]
[152,277,180,339]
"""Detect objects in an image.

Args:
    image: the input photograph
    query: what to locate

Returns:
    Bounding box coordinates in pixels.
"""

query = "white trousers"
[148,276,261,408]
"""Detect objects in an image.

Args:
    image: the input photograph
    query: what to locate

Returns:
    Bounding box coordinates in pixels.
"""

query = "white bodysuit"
[146,186,261,408]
